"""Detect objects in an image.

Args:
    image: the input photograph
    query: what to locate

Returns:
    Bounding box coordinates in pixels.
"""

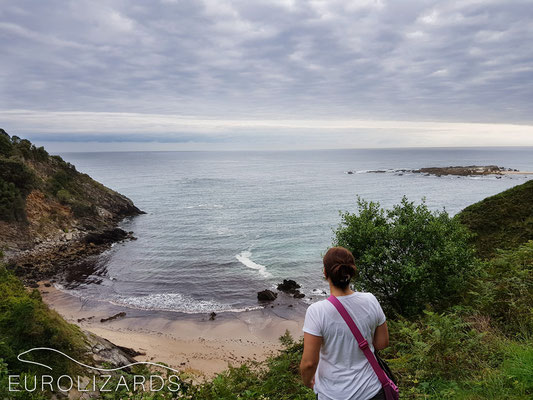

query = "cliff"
[0,129,143,283]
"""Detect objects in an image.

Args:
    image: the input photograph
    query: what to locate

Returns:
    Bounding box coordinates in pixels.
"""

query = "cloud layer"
[1,0,532,149]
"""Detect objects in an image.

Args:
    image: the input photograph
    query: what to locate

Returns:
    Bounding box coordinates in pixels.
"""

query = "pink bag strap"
[327,295,389,386]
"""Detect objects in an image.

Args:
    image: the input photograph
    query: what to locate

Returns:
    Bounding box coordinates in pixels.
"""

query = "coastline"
[38,282,306,380]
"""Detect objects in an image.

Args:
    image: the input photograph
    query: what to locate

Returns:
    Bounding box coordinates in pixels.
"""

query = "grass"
[457,179,533,259]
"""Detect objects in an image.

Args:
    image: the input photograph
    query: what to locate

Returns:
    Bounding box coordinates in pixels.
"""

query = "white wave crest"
[185,204,224,209]
[235,250,272,278]
[54,284,260,314]
[110,293,259,314]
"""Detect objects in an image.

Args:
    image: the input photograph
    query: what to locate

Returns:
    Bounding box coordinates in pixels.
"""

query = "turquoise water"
[58,148,533,314]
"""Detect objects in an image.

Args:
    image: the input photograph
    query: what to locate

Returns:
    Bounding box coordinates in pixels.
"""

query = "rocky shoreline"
[7,225,140,288]
[346,165,530,177]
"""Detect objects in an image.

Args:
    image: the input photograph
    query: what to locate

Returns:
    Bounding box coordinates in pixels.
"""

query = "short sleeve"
[370,294,386,326]
[303,304,323,337]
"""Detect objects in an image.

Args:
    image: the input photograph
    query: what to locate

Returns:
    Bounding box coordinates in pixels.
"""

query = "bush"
[0,157,36,194]
[0,130,12,157]
[385,310,500,383]
[0,179,26,221]
[334,197,477,317]
[464,241,533,338]
[0,266,85,375]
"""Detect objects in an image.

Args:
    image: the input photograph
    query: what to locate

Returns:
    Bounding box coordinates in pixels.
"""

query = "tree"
[334,197,476,318]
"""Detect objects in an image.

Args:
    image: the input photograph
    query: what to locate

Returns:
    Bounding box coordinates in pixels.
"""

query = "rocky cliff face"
[0,129,143,283]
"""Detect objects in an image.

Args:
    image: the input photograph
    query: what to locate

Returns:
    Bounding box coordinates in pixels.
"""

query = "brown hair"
[323,246,356,289]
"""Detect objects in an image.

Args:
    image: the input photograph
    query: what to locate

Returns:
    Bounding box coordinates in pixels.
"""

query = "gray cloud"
[0,0,532,150]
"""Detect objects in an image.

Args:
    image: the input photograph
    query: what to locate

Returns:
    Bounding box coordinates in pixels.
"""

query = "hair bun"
[323,247,357,288]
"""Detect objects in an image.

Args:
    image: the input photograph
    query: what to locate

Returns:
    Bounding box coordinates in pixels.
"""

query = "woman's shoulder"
[305,298,333,314]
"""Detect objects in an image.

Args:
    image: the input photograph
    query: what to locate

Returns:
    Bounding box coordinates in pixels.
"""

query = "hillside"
[0,129,143,283]
[457,179,533,258]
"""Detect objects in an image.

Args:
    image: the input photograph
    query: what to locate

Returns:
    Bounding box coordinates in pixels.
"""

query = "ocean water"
[58,147,533,315]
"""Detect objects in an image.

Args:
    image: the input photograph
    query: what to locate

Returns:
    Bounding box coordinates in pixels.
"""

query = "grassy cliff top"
[457,179,533,259]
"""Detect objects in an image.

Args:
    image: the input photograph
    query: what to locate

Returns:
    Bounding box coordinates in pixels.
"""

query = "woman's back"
[303,291,386,400]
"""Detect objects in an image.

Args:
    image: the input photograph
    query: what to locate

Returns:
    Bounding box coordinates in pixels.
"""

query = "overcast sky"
[1,0,532,151]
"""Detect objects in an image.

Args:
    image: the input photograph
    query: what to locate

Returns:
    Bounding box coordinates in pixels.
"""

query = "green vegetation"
[0,129,102,222]
[458,179,533,259]
[333,197,476,317]
[0,264,91,398]
[0,266,86,375]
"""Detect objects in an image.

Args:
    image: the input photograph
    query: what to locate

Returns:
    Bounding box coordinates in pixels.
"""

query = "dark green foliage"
[382,311,532,399]
[0,129,13,157]
[463,241,533,338]
[0,266,85,376]
[384,310,500,382]
[0,157,36,195]
[47,169,96,217]
[0,157,37,222]
[1,130,49,162]
[0,130,97,222]
[457,179,533,259]
[0,179,26,221]
[334,197,477,317]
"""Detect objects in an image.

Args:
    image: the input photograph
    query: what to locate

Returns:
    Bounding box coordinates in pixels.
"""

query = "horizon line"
[56,144,533,154]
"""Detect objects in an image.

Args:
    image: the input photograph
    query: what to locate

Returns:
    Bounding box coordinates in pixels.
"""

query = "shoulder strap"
[327,295,389,386]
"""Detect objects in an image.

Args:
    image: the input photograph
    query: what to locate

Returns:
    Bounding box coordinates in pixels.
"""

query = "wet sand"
[38,282,306,380]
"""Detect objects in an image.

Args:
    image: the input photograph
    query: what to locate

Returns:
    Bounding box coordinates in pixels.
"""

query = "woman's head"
[323,246,356,289]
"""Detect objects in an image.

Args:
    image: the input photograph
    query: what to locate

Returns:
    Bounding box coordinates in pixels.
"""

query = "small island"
[347,165,533,177]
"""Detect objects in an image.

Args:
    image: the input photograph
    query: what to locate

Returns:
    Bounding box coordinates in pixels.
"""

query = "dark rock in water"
[209,312,217,320]
[277,279,301,294]
[84,228,129,246]
[288,304,293,307]
[44,282,51,287]
[346,171,354,174]
[257,289,278,301]
[293,291,305,299]
[100,312,126,323]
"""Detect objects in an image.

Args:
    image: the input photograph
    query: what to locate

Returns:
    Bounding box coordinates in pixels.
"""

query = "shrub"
[0,130,12,157]
[0,266,85,375]
[0,179,26,221]
[464,241,533,338]
[0,157,36,194]
[385,311,499,383]
[334,197,477,317]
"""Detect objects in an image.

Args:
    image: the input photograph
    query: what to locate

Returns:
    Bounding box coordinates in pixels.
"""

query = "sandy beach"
[38,282,306,380]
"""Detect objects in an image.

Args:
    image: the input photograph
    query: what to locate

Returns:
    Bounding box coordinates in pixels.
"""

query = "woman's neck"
[329,282,354,297]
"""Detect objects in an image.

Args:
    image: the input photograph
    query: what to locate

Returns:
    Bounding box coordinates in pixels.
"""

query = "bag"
[375,351,397,385]
[327,295,399,400]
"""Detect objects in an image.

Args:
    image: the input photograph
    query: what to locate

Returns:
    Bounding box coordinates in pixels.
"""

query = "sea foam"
[110,293,260,314]
[235,250,272,278]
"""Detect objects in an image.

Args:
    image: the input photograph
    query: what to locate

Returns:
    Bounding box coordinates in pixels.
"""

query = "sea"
[57,147,533,316]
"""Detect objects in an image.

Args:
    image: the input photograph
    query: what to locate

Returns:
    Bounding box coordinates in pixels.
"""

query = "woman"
[300,246,389,400]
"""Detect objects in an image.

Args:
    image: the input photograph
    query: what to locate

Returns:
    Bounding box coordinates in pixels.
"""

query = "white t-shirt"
[302,292,386,400]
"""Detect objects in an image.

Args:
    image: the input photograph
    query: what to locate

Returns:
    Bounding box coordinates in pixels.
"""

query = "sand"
[38,282,306,380]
